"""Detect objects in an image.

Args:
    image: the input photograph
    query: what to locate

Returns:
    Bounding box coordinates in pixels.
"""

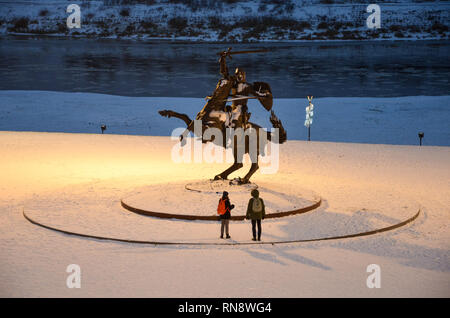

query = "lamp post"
[304,96,314,141]
[418,132,424,146]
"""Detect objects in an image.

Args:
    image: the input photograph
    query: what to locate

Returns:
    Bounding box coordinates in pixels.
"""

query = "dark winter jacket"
[219,197,234,220]
[246,197,265,220]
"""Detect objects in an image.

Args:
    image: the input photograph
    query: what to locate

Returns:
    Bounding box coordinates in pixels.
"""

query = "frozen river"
[0,36,449,98]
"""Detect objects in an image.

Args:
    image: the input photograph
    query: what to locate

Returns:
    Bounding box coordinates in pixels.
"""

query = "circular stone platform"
[23,208,421,246]
[185,179,258,193]
[21,178,422,246]
[121,180,322,221]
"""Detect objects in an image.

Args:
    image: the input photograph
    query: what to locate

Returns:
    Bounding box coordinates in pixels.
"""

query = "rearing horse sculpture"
[159,49,287,184]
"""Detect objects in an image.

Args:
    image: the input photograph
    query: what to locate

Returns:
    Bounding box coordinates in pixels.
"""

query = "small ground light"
[418,132,424,146]
[101,125,107,134]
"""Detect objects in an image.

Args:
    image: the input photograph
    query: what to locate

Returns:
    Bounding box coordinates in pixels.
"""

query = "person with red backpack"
[246,189,265,241]
[218,191,234,239]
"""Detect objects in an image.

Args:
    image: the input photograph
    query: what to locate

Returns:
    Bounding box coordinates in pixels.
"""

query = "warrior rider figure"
[230,67,272,129]
[180,48,273,144]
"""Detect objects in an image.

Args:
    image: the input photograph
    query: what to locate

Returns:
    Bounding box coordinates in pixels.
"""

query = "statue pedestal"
[185,179,258,193]
[121,180,321,221]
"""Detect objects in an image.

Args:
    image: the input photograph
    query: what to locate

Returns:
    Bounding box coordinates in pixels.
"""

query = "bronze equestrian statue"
[159,48,287,184]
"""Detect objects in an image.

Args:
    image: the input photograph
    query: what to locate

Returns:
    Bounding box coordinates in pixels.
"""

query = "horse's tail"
[158,110,195,146]
[158,110,192,127]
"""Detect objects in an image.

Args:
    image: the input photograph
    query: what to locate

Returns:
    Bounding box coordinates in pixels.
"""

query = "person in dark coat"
[246,189,265,241]
[219,191,234,239]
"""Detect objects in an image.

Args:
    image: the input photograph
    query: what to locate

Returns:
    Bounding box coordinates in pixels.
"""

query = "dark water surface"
[0,36,449,98]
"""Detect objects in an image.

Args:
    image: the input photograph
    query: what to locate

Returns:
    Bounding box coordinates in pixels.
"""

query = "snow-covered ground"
[1,90,449,146]
[0,0,448,41]
[0,129,449,297]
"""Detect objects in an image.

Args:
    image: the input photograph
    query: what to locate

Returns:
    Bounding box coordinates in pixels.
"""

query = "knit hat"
[251,189,259,198]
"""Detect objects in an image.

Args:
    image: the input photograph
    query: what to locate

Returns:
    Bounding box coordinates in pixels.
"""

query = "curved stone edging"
[120,198,322,221]
[23,208,420,246]
[184,181,258,193]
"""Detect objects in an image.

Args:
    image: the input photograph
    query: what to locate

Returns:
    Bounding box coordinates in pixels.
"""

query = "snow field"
[0,131,449,296]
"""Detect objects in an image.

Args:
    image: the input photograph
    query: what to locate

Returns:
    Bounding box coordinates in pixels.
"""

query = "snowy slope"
[0,0,448,41]
[1,90,449,146]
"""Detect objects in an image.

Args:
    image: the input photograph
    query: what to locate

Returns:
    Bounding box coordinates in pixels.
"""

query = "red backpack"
[217,198,227,215]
